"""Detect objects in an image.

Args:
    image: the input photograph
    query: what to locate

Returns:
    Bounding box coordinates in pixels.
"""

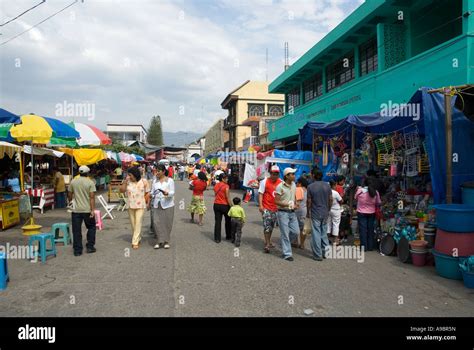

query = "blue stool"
[29,233,57,264]
[52,223,72,246]
[0,252,9,290]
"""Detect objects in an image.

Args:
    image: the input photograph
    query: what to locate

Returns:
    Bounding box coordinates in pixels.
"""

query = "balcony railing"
[242,136,259,148]
[247,111,284,118]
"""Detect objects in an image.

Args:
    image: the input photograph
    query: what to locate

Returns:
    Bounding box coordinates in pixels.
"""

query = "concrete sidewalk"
[0,182,473,317]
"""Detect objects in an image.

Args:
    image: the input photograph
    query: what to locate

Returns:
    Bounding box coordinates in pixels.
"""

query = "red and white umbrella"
[73,122,112,146]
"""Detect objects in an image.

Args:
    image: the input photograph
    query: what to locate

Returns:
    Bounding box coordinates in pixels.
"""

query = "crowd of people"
[67,159,386,263]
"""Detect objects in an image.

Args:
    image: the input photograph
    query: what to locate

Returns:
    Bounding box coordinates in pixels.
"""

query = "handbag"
[189,181,194,191]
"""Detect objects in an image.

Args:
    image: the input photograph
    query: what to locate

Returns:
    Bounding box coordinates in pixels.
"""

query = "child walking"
[228,197,246,247]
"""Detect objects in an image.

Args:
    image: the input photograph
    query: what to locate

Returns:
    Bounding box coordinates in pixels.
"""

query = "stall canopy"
[23,145,64,158]
[60,148,107,166]
[72,122,112,146]
[298,88,474,204]
[268,150,312,181]
[0,141,22,159]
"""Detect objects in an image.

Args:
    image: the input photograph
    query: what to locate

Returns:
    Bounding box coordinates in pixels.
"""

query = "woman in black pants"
[213,174,232,243]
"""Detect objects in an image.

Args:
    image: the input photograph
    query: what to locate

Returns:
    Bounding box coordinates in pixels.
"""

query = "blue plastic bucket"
[432,249,464,280]
[434,204,474,233]
[461,270,474,288]
[461,182,474,206]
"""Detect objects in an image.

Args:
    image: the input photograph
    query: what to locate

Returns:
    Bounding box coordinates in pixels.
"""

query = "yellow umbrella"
[10,114,53,144]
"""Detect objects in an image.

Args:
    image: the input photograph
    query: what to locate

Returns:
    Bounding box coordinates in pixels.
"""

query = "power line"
[0,0,79,46]
[0,0,46,27]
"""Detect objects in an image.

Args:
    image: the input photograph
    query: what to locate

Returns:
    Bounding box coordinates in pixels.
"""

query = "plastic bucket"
[424,232,436,249]
[432,249,464,280]
[461,181,474,205]
[410,249,427,267]
[434,204,474,233]
[434,229,474,256]
[461,270,474,288]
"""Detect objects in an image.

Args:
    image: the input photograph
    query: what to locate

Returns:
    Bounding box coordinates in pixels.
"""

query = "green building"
[268,0,474,146]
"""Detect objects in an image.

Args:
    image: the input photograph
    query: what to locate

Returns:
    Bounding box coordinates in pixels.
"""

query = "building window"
[326,51,355,91]
[303,73,323,103]
[248,104,264,116]
[360,38,378,76]
[268,105,283,116]
[287,87,300,111]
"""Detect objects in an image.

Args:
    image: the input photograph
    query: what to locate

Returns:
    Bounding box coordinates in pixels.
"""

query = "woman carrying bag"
[151,164,175,249]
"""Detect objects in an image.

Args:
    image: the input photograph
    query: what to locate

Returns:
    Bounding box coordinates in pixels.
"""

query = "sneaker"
[86,247,96,254]
[164,243,170,249]
[313,256,323,261]
[74,252,82,257]
[153,244,161,249]
[284,256,294,261]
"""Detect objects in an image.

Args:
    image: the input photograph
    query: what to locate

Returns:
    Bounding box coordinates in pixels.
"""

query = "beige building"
[204,119,229,156]
[221,81,284,151]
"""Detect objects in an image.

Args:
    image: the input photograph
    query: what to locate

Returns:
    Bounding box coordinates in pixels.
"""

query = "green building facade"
[268,0,474,144]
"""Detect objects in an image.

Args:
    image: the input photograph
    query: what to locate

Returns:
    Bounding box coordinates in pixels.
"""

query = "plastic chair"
[28,233,57,264]
[95,210,103,230]
[0,252,9,290]
[97,195,116,220]
[52,223,72,246]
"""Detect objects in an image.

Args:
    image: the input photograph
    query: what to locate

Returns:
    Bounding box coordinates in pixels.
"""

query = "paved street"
[1,181,473,317]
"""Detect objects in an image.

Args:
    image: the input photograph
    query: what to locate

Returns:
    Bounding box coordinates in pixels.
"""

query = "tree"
[147,115,164,146]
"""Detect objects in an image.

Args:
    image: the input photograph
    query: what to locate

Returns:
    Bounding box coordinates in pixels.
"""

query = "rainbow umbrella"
[72,122,111,146]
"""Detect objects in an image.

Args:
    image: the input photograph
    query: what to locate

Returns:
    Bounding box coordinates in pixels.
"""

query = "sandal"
[264,246,270,254]
[132,244,139,250]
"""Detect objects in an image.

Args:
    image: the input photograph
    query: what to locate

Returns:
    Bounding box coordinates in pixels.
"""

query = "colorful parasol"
[72,122,111,146]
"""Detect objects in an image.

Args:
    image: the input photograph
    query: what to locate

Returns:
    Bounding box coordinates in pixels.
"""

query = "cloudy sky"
[0,0,364,134]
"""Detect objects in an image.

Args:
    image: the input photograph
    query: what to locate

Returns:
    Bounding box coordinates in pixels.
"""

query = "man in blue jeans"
[307,168,332,261]
[275,167,299,261]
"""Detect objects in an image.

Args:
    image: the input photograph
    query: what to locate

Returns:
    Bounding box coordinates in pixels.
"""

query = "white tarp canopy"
[23,145,64,158]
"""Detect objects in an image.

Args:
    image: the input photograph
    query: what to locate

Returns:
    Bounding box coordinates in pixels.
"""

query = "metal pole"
[444,89,453,204]
[349,125,356,218]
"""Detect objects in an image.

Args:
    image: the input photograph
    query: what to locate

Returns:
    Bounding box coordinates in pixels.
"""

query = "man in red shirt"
[167,164,174,179]
[258,165,282,253]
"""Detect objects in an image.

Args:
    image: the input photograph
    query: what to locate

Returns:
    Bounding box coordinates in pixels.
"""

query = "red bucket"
[410,249,427,267]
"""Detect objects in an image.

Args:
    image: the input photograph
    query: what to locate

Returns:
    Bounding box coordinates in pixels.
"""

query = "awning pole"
[349,125,356,218]
[444,89,453,204]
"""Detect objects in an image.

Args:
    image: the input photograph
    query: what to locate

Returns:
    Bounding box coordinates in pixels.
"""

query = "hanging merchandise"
[418,154,430,173]
[390,162,398,177]
[404,131,420,155]
[391,132,404,150]
[322,140,329,166]
[404,152,419,177]
[374,136,393,154]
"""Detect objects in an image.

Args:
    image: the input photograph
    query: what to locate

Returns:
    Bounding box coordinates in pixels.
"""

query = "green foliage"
[147,115,163,146]
[96,143,145,156]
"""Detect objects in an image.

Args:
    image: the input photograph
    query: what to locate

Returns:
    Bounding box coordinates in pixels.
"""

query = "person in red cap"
[258,165,282,253]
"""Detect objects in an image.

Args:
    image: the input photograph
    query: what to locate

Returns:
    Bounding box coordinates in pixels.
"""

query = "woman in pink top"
[355,178,381,252]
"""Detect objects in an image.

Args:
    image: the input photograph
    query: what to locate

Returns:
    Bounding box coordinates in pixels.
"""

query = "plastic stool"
[28,233,57,264]
[0,252,9,290]
[95,210,103,230]
[52,223,72,246]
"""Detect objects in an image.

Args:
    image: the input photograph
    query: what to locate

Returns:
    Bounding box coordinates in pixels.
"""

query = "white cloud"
[1,0,363,134]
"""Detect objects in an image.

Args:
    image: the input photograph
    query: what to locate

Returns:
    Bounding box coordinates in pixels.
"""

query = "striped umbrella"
[72,122,111,146]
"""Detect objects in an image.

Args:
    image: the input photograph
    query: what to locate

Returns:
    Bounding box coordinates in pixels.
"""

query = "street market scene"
[1,0,474,324]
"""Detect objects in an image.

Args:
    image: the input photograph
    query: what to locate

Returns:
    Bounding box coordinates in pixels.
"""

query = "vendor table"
[26,188,55,213]
[0,198,20,230]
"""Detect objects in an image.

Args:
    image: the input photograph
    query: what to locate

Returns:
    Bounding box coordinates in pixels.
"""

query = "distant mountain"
[163,131,202,147]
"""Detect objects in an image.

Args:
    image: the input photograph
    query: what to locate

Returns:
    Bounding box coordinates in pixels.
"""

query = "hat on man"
[79,165,90,174]
[270,165,280,173]
[283,167,297,177]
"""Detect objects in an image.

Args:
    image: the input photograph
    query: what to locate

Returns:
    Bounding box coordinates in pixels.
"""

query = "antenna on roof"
[284,42,289,71]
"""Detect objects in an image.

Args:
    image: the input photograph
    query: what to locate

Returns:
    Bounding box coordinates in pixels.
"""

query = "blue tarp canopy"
[132,153,144,161]
[298,88,474,204]
[271,150,313,181]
